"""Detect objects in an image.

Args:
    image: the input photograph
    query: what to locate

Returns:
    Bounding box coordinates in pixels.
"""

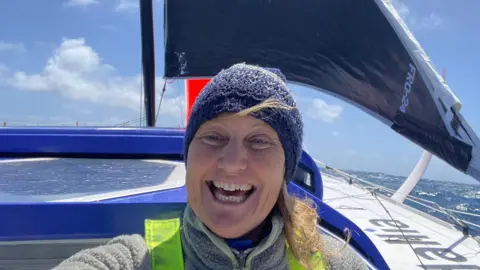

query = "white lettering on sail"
[399,63,416,113]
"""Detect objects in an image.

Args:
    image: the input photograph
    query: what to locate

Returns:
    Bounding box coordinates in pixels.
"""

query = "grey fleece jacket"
[52,207,368,270]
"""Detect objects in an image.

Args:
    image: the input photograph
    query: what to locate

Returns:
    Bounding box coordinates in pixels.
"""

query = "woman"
[53,63,368,270]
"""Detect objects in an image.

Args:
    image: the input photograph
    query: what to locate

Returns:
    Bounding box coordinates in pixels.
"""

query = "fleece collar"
[181,205,289,270]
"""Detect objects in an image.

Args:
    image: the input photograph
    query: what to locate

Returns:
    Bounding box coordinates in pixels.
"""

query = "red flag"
[185,79,211,126]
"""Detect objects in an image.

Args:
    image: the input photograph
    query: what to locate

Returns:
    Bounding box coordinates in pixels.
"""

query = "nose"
[218,137,247,173]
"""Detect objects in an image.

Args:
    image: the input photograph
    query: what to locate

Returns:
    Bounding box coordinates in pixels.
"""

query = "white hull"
[322,173,480,269]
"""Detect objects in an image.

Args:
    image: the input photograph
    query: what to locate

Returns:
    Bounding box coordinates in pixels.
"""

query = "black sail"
[163,0,480,182]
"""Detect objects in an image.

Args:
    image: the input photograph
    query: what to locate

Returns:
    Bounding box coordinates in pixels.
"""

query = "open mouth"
[207,181,256,204]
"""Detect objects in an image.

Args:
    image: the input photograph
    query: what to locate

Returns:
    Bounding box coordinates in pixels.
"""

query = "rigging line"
[407,197,479,232]
[406,194,451,208]
[114,117,147,127]
[388,190,480,234]
[337,205,365,210]
[325,170,397,194]
[443,209,471,236]
[372,190,427,270]
[320,161,428,203]
[377,187,476,234]
[323,182,367,195]
[446,208,480,218]
[327,168,479,221]
[114,117,146,125]
[393,190,478,226]
[323,187,375,202]
[321,162,479,233]
[324,193,375,202]
[155,80,167,126]
[139,69,144,127]
[462,250,480,260]
[405,197,454,215]
[330,168,449,213]
[326,173,394,198]
[457,219,480,230]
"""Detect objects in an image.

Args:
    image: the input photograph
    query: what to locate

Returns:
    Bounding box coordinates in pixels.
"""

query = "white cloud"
[158,96,185,117]
[115,0,139,12]
[307,98,343,123]
[418,13,443,30]
[390,0,410,20]
[0,41,26,53]
[64,0,99,7]
[6,38,182,118]
[390,0,443,30]
[408,12,444,30]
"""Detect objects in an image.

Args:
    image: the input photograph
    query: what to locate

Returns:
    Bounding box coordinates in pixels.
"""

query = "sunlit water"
[0,159,175,202]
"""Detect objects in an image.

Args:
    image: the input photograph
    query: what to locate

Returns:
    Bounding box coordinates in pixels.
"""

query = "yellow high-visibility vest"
[145,217,324,270]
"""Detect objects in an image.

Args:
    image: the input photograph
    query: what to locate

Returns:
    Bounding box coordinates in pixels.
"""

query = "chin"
[209,224,250,239]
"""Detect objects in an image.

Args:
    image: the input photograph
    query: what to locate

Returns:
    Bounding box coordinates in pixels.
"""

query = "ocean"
[0,158,478,236]
[0,159,175,202]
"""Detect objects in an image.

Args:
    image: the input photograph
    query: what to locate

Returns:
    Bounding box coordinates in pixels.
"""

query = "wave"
[417,191,440,197]
[455,203,469,212]
[463,191,480,199]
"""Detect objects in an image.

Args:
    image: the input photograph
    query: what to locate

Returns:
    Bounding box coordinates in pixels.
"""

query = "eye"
[247,136,273,149]
[251,138,268,144]
[201,133,227,146]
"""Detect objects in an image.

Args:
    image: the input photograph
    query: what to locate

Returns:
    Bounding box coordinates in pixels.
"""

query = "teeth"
[212,181,252,191]
[213,190,247,203]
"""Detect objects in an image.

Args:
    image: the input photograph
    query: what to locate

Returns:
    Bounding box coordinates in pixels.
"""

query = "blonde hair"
[235,97,294,117]
[235,98,351,269]
[278,185,325,269]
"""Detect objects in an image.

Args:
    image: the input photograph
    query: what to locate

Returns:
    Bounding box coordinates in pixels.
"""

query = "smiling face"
[186,113,285,239]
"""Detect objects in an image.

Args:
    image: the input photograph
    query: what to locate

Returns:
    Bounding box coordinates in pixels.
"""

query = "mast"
[139,0,156,127]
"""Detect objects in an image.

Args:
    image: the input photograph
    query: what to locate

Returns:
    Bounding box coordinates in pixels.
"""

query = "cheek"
[186,142,216,191]
[188,141,217,164]
[250,148,285,178]
[251,148,285,203]
[186,144,203,201]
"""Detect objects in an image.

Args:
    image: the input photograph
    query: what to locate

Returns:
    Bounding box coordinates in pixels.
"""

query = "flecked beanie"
[184,63,303,182]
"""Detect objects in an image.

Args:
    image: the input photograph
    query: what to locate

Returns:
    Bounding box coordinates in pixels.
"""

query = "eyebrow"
[205,121,268,130]
[199,121,279,141]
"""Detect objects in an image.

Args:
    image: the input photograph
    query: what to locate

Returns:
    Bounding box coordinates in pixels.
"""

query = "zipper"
[233,248,252,270]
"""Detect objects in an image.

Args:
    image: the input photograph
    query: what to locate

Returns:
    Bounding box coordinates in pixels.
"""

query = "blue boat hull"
[0,127,388,269]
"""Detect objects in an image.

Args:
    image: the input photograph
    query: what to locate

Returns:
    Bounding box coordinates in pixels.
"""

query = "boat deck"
[322,173,480,270]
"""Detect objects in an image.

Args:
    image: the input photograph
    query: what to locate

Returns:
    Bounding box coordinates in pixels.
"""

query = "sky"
[0,0,479,185]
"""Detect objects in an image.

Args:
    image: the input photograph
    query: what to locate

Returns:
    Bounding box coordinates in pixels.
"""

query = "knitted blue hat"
[184,63,303,182]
